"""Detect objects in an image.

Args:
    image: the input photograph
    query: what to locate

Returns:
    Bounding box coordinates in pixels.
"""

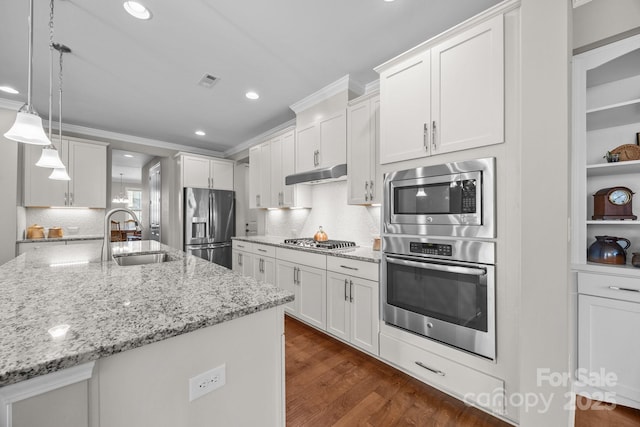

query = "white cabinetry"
[232,240,254,277]
[275,248,327,330]
[249,142,270,208]
[295,110,346,172]
[269,129,310,208]
[252,244,276,285]
[326,257,379,355]
[23,138,107,208]
[347,93,380,205]
[181,155,234,191]
[577,272,640,409]
[377,14,504,164]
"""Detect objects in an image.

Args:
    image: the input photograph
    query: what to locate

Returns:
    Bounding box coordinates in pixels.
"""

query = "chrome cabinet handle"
[257,194,261,207]
[609,286,640,293]
[257,248,267,253]
[423,123,429,151]
[340,264,358,271]
[238,253,243,266]
[260,258,264,273]
[69,192,73,206]
[369,180,374,200]
[344,278,349,302]
[365,181,369,201]
[64,192,68,206]
[349,279,353,303]
[431,120,437,151]
[415,361,445,376]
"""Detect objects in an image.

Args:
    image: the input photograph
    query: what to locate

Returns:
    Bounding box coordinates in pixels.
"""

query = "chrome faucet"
[102,208,143,261]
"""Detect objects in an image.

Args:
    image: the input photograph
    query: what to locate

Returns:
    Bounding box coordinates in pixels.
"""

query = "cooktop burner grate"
[284,238,357,250]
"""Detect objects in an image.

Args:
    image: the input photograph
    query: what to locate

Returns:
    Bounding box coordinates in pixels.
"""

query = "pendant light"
[112,173,129,204]
[37,0,65,169]
[49,43,71,181]
[3,0,51,146]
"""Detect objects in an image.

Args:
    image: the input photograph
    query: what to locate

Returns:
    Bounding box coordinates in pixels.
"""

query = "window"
[126,189,142,228]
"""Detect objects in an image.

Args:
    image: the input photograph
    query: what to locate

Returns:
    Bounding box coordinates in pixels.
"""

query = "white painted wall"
[573,0,640,50]
[23,208,104,238]
[0,108,19,264]
[519,0,571,426]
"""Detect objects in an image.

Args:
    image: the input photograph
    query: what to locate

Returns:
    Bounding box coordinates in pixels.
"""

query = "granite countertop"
[0,240,293,387]
[232,235,381,263]
[17,234,104,243]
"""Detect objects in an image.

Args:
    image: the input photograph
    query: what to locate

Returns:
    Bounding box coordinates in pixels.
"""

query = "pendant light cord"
[58,47,64,148]
[26,0,34,110]
[48,0,54,142]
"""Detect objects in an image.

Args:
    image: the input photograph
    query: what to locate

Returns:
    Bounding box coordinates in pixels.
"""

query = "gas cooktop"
[283,238,357,250]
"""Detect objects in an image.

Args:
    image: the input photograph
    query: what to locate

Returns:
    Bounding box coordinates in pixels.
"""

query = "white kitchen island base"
[9,306,285,427]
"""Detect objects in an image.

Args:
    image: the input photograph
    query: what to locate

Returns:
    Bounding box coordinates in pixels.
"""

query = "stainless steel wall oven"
[383,157,495,239]
[382,235,496,360]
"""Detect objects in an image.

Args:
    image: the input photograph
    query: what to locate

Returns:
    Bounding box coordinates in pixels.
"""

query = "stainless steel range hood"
[285,164,347,185]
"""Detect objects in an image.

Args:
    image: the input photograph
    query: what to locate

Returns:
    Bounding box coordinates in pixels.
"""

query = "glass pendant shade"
[36,146,65,168]
[49,167,70,181]
[112,173,129,203]
[4,110,51,146]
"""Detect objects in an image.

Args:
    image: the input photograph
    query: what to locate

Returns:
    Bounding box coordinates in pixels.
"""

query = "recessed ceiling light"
[384,0,396,2]
[0,86,19,94]
[245,91,259,100]
[124,154,134,158]
[195,130,206,136]
[123,1,152,20]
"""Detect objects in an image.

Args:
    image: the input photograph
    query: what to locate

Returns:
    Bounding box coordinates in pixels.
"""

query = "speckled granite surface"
[17,234,104,243]
[0,240,293,387]
[232,236,381,263]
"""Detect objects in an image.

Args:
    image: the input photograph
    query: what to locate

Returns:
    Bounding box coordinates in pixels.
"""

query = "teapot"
[587,235,631,265]
[313,226,328,242]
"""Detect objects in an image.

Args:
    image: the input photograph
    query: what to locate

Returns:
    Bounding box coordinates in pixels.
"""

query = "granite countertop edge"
[232,236,381,263]
[17,235,104,243]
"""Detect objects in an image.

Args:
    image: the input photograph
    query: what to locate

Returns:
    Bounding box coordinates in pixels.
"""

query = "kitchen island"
[0,240,293,427]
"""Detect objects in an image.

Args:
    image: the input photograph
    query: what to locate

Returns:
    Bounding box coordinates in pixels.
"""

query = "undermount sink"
[113,252,167,266]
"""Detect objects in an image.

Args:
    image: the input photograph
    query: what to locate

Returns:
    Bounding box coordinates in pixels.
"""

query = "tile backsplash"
[19,208,105,239]
[265,181,381,247]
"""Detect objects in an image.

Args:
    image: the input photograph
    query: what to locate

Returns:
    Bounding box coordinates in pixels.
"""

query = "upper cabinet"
[249,142,271,208]
[347,93,380,205]
[295,110,347,172]
[23,138,107,208]
[181,155,234,191]
[377,14,504,164]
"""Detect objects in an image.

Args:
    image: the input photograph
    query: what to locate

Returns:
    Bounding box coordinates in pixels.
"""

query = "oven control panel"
[409,242,452,256]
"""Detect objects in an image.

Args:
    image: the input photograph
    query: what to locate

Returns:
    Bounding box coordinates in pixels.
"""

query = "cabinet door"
[295,123,319,173]
[297,265,327,330]
[318,110,346,168]
[233,250,254,277]
[579,294,640,405]
[69,141,106,208]
[258,142,271,208]
[249,146,261,208]
[280,131,296,207]
[350,276,379,355]
[431,14,504,154]
[211,159,234,191]
[347,100,373,205]
[270,136,283,207]
[275,260,297,315]
[182,156,211,189]
[262,257,276,286]
[326,272,350,342]
[379,51,431,164]
[23,140,68,207]
[371,97,381,204]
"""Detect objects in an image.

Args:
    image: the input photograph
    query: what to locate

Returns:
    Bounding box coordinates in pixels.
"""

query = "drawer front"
[275,247,326,270]
[327,256,379,281]
[232,240,253,252]
[579,272,640,303]
[252,243,276,258]
[380,333,505,415]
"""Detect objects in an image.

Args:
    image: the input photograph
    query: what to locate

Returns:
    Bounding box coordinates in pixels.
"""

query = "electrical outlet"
[188,364,226,402]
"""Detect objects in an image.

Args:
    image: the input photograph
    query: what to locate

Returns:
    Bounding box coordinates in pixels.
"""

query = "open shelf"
[586,99,640,131]
[586,220,640,225]
[587,159,640,176]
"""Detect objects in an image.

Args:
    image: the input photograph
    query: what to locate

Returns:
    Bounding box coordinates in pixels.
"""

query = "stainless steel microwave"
[383,158,495,238]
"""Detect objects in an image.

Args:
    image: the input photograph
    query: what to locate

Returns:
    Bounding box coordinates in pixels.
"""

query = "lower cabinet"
[276,259,326,330]
[326,272,379,355]
[253,255,276,285]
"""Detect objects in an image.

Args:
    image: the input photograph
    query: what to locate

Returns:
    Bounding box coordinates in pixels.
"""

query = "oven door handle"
[385,255,487,276]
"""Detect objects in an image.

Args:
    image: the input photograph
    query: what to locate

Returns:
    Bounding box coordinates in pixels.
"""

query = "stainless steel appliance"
[184,188,235,269]
[283,238,356,250]
[383,157,495,239]
[381,235,496,360]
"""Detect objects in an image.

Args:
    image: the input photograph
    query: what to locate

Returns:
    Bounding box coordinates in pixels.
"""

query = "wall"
[265,181,380,247]
[0,108,18,264]
[573,0,640,52]
[23,208,104,238]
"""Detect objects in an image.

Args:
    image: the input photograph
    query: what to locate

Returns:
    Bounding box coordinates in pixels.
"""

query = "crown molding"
[289,75,365,114]
[224,119,296,158]
[364,79,380,94]
[0,98,24,111]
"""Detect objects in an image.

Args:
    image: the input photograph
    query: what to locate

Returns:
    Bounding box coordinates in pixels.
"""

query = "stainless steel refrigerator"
[184,188,235,269]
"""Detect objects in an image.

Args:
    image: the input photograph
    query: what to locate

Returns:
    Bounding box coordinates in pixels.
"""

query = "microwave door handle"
[385,255,487,276]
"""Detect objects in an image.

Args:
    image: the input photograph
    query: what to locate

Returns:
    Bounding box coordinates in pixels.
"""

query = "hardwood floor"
[574,396,640,427]
[285,315,509,427]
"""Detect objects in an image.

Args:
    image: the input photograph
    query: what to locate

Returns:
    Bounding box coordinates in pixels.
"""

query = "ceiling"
[0,0,501,155]
[112,149,155,182]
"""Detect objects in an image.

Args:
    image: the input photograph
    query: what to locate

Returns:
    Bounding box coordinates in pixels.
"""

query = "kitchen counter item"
[285,237,355,250]
[610,144,640,161]
[587,235,631,265]
[372,236,381,251]
[26,224,45,240]
[0,240,293,387]
[48,226,64,238]
[313,226,328,242]
[632,253,640,268]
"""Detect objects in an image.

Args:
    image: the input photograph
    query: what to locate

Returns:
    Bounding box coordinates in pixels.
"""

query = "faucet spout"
[102,208,143,261]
